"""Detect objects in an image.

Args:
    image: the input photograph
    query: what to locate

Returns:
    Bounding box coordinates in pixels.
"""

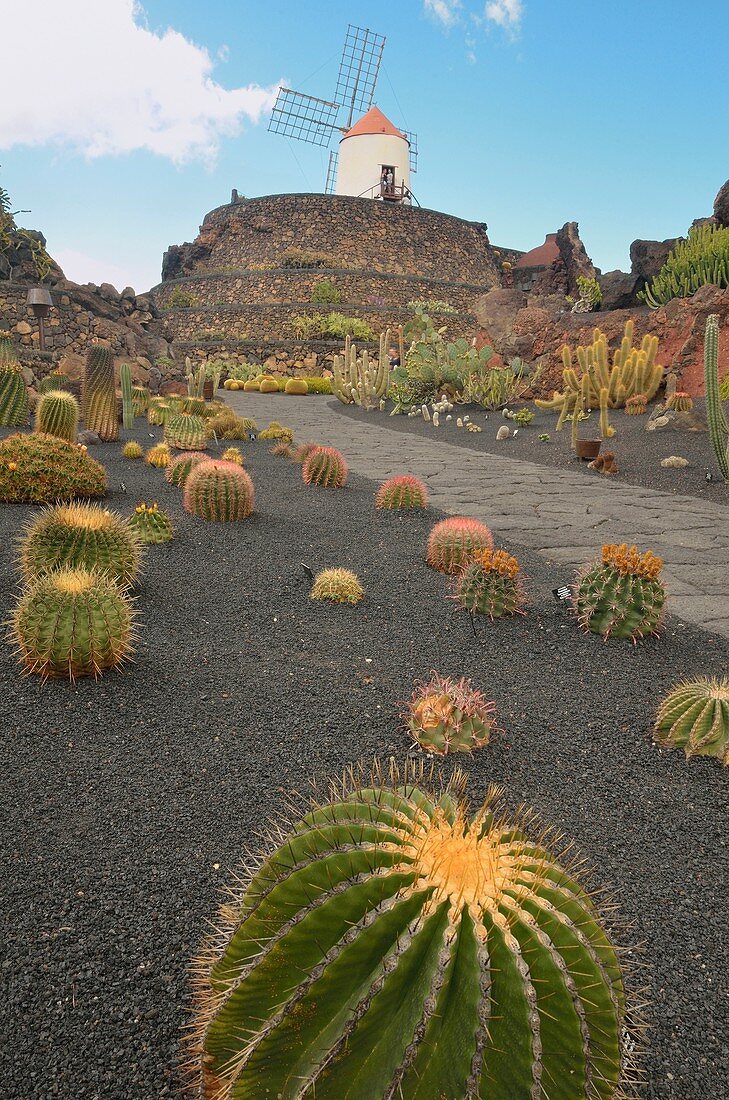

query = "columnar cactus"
[82,345,118,440]
[189,764,631,1100]
[184,460,254,521]
[454,546,526,618]
[302,445,348,488]
[654,677,729,764]
[310,567,364,604]
[0,433,107,503]
[166,450,208,487]
[164,412,208,451]
[405,673,496,754]
[10,567,136,681]
[34,389,79,442]
[426,516,493,574]
[129,501,174,544]
[574,543,666,641]
[20,503,142,587]
[120,362,134,429]
[704,313,728,481]
[0,331,29,426]
[375,474,428,510]
[146,443,171,468]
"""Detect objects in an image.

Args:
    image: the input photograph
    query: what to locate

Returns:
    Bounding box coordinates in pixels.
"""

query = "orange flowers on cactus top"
[602,543,663,579]
[471,546,520,579]
[411,693,454,731]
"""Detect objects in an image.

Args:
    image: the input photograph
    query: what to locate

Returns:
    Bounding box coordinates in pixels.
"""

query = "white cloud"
[424,1,463,27]
[484,0,524,30]
[0,0,281,164]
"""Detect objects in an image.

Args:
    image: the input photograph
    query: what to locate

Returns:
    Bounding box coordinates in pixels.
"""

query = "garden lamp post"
[26,286,53,352]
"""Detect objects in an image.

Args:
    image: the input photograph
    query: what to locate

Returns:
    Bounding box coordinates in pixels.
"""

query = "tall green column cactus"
[82,345,118,440]
[704,313,728,481]
[190,766,632,1099]
[120,362,134,429]
[0,331,29,426]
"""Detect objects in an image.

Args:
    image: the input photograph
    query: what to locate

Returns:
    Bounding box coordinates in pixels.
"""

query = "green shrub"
[640,222,729,306]
[163,286,199,309]
[292,312,374,341]
[302,376,332,394]
[406,298,457,314]
[310,279,342,304]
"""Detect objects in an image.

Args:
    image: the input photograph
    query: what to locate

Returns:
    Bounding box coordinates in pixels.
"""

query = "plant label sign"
[553,585,572,602]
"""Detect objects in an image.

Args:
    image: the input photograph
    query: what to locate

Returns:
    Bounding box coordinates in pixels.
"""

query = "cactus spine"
[120,362,134,429]
[332,331,389,408]
[190,764,630,1100]
[0,332,29,426]
[35,390,79,442]
[82,345,118,440]
[704,314,728,481]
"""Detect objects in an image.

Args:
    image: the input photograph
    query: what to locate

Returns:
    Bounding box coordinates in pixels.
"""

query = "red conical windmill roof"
[342,106,407,140]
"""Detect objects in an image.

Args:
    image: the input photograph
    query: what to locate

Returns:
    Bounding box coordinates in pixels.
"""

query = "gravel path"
[228,393,729,637]
[1,424,727,1099]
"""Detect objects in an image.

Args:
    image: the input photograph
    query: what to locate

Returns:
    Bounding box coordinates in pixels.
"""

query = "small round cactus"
[166,450,208,487]
[165,412,208,451]
[376,474,428,510]
[189,763,631,1099]
[624,394,648,415]
[129,501,174,545]
[259,376,279,394]
[454,546,526,618]
[426,516,493,574]
[0,433,106,504]
[310,567,364,605]
[146,442,171,468]
[39,370,70,395]
[19,503,142,587]
[654,677,729,764]
[182,396,206,415]
[574,543,666,641]
[184,460,255,521]
[666,390,694,413]
[302,445,348,488]
[122,440,143,460]
[405,672,497,754]
[271,441,293,458]
[284,377,308,395]
[221,446,244,465]
[34,389,79,442]
[10,567,136,681]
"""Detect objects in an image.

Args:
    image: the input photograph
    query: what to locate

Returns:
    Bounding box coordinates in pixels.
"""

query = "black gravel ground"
[1,423,728,1099]
[335,397,728,503]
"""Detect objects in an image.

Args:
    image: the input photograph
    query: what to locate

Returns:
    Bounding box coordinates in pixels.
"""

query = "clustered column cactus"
[332,331,390,409]
[82,344,118,440]
[573,542,666,641]
[34,390,79,442]
[189,765,631,1099]
[704,313,728,481]
[0,330,29,426]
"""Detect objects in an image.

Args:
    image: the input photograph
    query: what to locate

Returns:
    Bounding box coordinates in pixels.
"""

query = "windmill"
[268,24,418,201]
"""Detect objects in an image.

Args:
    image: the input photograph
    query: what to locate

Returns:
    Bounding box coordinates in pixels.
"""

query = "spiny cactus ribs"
[166,451,208,487]
[654,677,729,764]
[426,516,493,574]
[131,385,150,415]
[82,345,118,441]
[0,333,29,427]
[405,672,496,754]
[10,567,136,681]
[190,763,632,1100]
[20,503,142,587]
[574,543,666,641]
[129,501,174,544]
[0,433,107,504]
[35,389,79,442]
[665,391,693,413]
[164,412,208,451]
[302,446,348,488]
[376,475,429,510]
[310,567,364,605]
[454,546,526,619]
[184,460,255,521]
[293,440,321,464]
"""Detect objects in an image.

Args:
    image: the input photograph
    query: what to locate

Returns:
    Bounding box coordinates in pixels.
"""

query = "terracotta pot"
[574,438,601,461]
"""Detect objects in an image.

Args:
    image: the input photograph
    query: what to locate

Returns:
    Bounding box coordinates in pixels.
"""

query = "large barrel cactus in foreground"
[190,766,632,1099]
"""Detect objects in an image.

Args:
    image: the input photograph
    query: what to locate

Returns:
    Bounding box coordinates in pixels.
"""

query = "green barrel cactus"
[190,765,631,1099]
[183,396,206,415]
[405,672,496,754]
[426,516,493,574]
[129,501,174,544]
[39,370,71,394]
[147,399,170,425]
[454,546,526,619]
[165,412,208,451]
[10,567,135,681]
[654,677,729,764]
[184,460,254,521]
[375,474,428,510]
[0,331,29,426]
[310,567,364,604]
[19,502,142,587]
[34,389,79,442]
[131,385,150,415]
[82,345,118,440]
[166,450,208,487]
[573,543,666,641]
[302,445,348,488]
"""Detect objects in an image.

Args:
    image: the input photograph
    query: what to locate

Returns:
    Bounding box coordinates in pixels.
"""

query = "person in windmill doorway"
[380,166,396,198]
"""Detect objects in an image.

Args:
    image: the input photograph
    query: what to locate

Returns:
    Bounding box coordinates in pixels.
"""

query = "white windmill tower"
[267,25,417,204]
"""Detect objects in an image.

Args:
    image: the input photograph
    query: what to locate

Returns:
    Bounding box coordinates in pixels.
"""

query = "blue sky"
[3,0,728,293]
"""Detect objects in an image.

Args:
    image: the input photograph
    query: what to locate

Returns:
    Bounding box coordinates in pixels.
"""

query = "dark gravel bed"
[1,424,728,1099]
[335,397,728,503]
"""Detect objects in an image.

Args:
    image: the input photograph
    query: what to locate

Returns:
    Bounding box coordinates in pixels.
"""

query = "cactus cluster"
[454,546,526,619]
[309,567,364,604]
[184,460,255,521]
[375,474,428,510]
[574,543,666,641]
[34,389,79,442]
[0,433,106,503]
[653,677,729,765]
[190,764,630,1100]
[122,440,143,460]
[10,568,135,681]
[302,445,348,488]
[332,331,390,409]
[129,501,174,544]
[0,332,29,426]
[405,672,497,754]
[206,411,255,440]
[164,412,208,451]
[146,443,171,468]
[640,222,729,306]
[426,516,493,574]
[82,345,118,441]
[166,450,208,487]
[258,420,294,442]
[19,503,142,587]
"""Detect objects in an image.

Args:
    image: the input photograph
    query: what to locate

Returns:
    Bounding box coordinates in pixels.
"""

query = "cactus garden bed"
[1,423,728,1098]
